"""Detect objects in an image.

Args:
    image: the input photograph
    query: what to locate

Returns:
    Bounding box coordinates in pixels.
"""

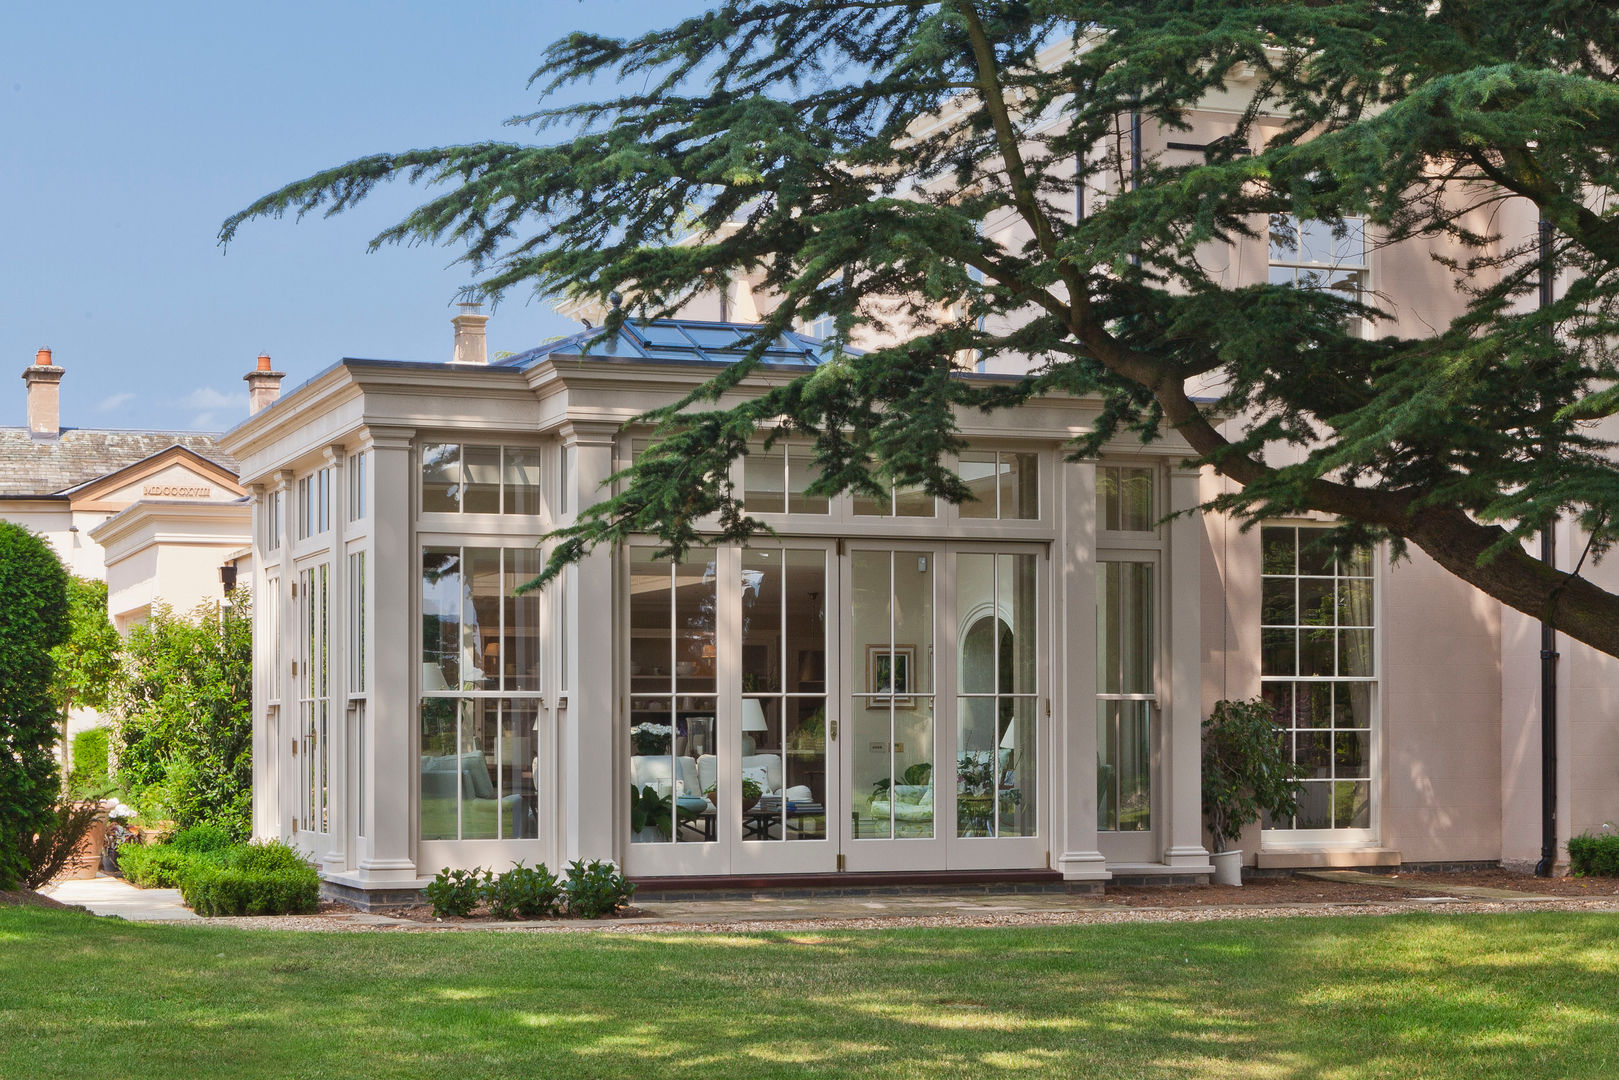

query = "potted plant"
[1201,698,1304,886]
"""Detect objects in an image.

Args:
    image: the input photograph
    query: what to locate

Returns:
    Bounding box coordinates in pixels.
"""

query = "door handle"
[830,719,838,741]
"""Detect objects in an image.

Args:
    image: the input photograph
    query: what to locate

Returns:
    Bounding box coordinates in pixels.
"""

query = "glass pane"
[1297,731,1332,778]
[1338,629,1373,677]
[1261,526,1295,576]
[1337,683,1372,729]
[958,452,998,519]
[1343,546,1373,577]
[630,549,671,688]
[421,547,461,689]
[1299,578,1335,628]
[1298,532,1334,575]
[999,697,1037,836]
[1005,453,1038,519]
[1260,682,1293,725]
[1339,579,1373,626]
[852,488,892,517]
[1336,780,1371,828]
[628,696,677,845]
[1261,629,1295,677]
[1335,730,1369,779]
[501,699,540,839]
[421,442,460,513]
[1096,701,1118,831]
[465,548,501,691]
[741,549,782,693]
[1296,782,1333,829]
[956,696,998,837]
[1117,700,1151,831]
[503,447,541,515]
[1096,467,1119,532]
[851,552,891,696]
[462,446,501,514]
[784,549,826,694]
[895,483,933,517]
[419,698,464,840]
[1119,563,1153,694]
[673,552,716,694]
[956,554,997,694]
[1262,578,1296,627]
[1120,468,1153,531]
[745,449,787,514]
[1299,627,1335,677]
[1299,683,1333,728]
[893,552,933,693]
[1268,214,1298,261]
[787,448,829,514]
[506,548,542,692]
[783,696,827,841]
[1004,553,1037,693]
[460,698,499,840]
[1097,563,1120,694]
[740,697,779,839]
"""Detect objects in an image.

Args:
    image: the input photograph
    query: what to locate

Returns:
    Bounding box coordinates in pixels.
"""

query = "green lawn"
[2,907,1616,1079]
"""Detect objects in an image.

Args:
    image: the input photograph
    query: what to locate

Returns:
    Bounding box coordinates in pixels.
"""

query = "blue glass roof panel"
[495,319,836,370]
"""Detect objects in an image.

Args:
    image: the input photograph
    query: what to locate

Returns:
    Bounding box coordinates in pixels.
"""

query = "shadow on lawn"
[1,909,1615,1079]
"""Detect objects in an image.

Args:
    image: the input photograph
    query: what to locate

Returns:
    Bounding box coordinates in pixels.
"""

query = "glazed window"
[744,445,829,515]
[1259,525,1376,832]
[958,451,1038,520]
[420,443,542,516]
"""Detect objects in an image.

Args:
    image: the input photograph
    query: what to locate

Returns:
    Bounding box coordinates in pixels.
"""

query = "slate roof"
[0,428,238,498]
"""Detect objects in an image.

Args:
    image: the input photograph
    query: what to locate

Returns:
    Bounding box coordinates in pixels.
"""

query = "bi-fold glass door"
[840,544,1047,873]
[624,543,838,877]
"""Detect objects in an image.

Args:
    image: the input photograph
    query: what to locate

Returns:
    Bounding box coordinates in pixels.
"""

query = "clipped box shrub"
[168,823,236,855]
[118,844,225,888]
[425,868,486,918]
[1568,833,1619,877]
[181,864,320,917]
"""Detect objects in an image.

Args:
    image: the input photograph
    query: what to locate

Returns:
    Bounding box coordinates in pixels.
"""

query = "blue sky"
[0,0,708,433]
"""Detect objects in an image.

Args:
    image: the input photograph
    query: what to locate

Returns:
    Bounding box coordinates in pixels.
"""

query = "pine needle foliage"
[225,1,1619,657]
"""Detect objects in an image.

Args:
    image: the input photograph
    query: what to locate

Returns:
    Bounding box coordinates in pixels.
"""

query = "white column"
[1163,464,1212,869]
[1055,457,1109,881]
[322,446,348,871]
[354,427,420,882]
[560,422,619,865]
[274,469,295,841]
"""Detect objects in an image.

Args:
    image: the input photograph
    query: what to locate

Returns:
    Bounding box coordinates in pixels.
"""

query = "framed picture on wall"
[865,644,915,709]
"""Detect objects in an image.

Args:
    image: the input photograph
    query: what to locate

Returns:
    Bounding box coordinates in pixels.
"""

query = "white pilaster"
[1055,456,1109,881]
[354,427,420,881]
[1163,465,1212,869]
[561,422,619,865]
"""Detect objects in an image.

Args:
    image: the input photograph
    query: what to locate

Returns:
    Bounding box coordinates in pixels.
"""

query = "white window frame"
[1258,522,1380,847]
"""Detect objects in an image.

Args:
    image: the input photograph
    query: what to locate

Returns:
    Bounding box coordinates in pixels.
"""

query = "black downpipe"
[1535,217,1560,878]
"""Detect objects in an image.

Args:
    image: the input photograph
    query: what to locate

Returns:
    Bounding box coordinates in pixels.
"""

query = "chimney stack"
[22,346,64,440]
[244,352,285,415]
[451,301,489,365]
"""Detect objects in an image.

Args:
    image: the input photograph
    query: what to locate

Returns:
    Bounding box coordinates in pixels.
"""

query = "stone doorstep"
[1297,869,1559,902]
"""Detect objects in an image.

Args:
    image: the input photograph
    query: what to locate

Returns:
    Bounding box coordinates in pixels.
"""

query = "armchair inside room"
[420,752,531,839]
[695,753,815,805]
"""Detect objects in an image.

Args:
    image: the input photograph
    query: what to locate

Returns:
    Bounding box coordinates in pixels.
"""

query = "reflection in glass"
[744,449,787,514]
[422,443,460,513]
[504,447,542,515]
[463,445,501,514]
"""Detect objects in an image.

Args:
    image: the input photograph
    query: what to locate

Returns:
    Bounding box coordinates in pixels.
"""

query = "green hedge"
[0,522,70,889]
[1568,833,1619,877]
[181,865,320,917]
[68,728,111,794]
[120,836,319,915]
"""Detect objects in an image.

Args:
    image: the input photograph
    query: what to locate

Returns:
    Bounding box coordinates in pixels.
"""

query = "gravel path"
[171,894,1619,934]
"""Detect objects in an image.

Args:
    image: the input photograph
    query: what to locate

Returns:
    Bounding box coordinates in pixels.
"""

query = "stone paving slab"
[1298,869,1558,901]
[43,875,199,921]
